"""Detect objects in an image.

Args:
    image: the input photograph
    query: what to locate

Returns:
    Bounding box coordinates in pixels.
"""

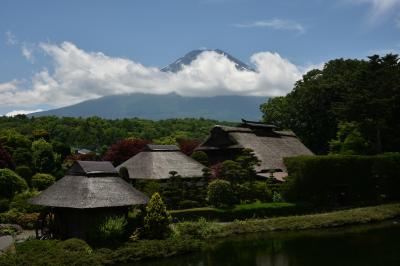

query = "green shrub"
[284,154,400,205]
[143,193,172,239]
[272,192,284,202]
[15,165,33,186]
[0,198,10,212]
[174,217,220,239]
[207,179,236,208]
[9,190,44,213]
[58,238,93,254]
[171,202,311,222]
[89,216,127,244]
[234,181,272,203]
[31,173,56,190]
[0,168,28,199]
[0,210,40,229]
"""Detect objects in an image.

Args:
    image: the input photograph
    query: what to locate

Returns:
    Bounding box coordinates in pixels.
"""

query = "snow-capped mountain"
[161,49,255,73]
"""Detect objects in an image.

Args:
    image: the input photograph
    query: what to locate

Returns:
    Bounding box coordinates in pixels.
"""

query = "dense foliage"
[284,154,400,205]
[261,54,400,154]
[0,169,28,199]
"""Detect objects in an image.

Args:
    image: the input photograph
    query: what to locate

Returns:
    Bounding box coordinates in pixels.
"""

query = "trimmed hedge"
[170,202,313,222]
[284,154,400,205]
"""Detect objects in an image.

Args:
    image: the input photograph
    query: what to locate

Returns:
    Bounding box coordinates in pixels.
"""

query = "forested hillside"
[0,116,232,151]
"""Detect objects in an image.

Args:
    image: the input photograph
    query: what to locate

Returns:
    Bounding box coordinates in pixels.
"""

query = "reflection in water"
[135,221,400,266]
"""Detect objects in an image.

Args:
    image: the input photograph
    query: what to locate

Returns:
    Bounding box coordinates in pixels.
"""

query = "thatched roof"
[67,161,119,176]
[197,124,313,172]
[116,145,206,180]
[29,175,148,208]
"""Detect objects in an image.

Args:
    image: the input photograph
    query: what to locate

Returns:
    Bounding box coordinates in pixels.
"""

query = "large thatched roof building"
[116,144,206,180]
[196,120,313,180]
[29,161,148,239]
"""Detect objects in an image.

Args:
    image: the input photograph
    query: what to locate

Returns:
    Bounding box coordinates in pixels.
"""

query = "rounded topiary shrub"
[31,173,56,190]
[0,168,28,199]
[207,179,235,208]
[15,165,33,186]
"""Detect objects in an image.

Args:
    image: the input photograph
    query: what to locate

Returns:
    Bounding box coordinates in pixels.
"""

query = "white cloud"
[21,43,35,63]
[346,0,400,22]
[1,42,316,109]
[5,31,17,46]
[234,19,305,34]
[0,79,21,92]
[5,109,43,117]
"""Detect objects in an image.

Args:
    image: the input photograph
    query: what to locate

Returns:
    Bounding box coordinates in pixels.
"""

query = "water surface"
[136,220,400,266]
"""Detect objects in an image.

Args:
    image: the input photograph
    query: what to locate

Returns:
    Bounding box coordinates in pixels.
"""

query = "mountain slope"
[161,49,254,73]
[32,93,266,121]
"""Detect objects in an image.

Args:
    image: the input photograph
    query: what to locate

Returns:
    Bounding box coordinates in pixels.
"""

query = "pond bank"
[173,203,400,239]
[1,203,400,265]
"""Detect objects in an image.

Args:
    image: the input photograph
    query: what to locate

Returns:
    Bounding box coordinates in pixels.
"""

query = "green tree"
[219,160,248,182]
[32,139,55,173]
[207,179,235,208]
[0,168,28,199]
[143,192,172,239]
[329,122,371,155]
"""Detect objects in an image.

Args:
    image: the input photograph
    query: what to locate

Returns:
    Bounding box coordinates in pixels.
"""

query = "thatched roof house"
[29,175,148,208]
[116,144,206,180]
[196,120,313,179]
[29,174,148,239]
[67,160,119,177]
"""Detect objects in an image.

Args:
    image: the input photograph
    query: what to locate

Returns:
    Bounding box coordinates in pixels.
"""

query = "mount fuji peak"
[161,49,255,73]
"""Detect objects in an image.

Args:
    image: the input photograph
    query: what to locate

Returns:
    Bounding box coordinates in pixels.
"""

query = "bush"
[284,154,400,205]
[89,216,127,244]
[0,198,10,212]
[58,238,93,253]
[31,173,56,190]
[0,210,40,229]
[0,224,23,236]
[9,190,44,213]
[174,217,220,239]
[15,165,33,186]
[142,193,172,239]
[171,202,312,222]
[234,181,272,203]
[0,168,28,199]
[207,179,235,208]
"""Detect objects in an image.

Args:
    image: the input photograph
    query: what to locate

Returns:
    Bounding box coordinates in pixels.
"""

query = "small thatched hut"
[196,120,313,181]
[67,160,119,177]
[29,164,148,239]
[116,144,206,180]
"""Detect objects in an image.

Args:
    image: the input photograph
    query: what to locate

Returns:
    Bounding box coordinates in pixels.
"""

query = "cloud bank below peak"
[1,42,319,111]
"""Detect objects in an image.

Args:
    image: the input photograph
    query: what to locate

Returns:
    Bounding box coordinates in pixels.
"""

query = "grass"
[1,203,400,265]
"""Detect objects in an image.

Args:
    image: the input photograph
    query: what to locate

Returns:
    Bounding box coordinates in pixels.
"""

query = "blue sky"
[1,0,400,115]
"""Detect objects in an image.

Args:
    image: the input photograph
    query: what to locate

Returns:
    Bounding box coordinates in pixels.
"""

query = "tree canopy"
[261,54,400,154]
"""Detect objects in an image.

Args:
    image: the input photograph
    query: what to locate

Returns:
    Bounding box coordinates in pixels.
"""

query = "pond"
[136,220,400,266]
